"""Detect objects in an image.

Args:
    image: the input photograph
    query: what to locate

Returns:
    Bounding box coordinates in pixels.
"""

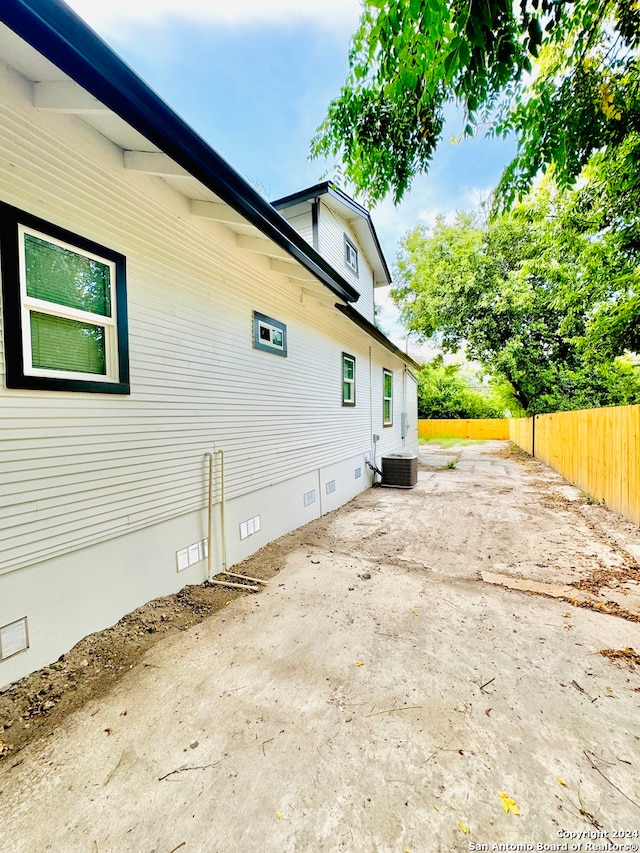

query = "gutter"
[335,304,422,371]
[1,0,359,306]
[273,182,392,285]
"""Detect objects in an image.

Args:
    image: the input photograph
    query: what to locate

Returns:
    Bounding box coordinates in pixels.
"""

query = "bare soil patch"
[2,439,640,851]
[0,513,341,762]
[3,439,639,768]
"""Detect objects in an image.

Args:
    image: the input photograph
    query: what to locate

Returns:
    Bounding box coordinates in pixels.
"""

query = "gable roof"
[0,0,420,370]
[272,182,392,288]
[0,0,359,305]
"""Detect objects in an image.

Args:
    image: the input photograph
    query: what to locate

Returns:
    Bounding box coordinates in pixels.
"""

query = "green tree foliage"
[392,186,640,414]
[311,0,639,206]
[417,358,507,418]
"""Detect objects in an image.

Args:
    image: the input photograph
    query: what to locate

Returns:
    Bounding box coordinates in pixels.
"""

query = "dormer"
[272,183,391,324]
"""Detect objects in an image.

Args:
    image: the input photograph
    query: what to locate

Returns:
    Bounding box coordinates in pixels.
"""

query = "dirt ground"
[1,440,640,852]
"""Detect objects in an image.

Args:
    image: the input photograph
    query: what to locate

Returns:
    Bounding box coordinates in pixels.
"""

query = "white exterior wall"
[0,59,417,686]
[275,201,314,247]
[317,202,376,324]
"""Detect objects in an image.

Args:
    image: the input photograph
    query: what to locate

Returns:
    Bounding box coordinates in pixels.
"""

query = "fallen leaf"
[413,610,419,616]
[556,777,567,787]
[485,708,492,717]
[355,662,365,667]
[498,791,520,815]
[275,811,282,820]
[459,821,468,833]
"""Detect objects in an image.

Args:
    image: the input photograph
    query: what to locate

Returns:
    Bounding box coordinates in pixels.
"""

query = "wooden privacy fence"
[419,406,639,526]
[509,405,640,526]
[418,418,510,440]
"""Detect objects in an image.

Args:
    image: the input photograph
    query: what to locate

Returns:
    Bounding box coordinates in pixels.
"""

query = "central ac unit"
[381,454,418,488]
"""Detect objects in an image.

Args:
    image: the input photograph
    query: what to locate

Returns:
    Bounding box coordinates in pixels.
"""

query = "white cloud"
[66,0,362,35]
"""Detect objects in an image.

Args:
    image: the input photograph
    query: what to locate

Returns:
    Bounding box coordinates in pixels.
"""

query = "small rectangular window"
[253,311,287,357]
[342,352,356,406]
[383,368,393,426]
[0,203,129,394]
[344,235,359,276]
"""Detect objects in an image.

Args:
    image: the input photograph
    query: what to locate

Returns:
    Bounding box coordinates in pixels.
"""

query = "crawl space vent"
[381,454,418,489]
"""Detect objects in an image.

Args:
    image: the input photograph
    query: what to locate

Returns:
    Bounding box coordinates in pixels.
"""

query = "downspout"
[402,366,407,448]
[366,345,382,482]
[369,346,373,456]
[311,199,320,253]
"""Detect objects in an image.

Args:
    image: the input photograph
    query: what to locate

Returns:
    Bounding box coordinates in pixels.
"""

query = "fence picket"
[509,405,639,526]
[418,408,639,526]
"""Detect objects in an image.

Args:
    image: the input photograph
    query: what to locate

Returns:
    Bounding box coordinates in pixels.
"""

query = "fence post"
[532,415,536,458]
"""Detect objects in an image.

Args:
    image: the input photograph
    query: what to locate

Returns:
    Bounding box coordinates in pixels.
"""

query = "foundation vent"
[325,480,336,494]
[240,515,261,540]
[0,617,29,661]
[303,489,316,507]
[177,539,208,572]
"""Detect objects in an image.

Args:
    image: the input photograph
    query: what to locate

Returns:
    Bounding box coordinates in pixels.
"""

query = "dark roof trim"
[1,0,359,305]
[273,182,392,285]
[335,304,422,371]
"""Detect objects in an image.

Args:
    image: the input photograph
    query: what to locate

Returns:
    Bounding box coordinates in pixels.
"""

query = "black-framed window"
[0,202,129,394]
[383,368,393,426]
[342,352,356,406]
[253,311,287,357]
[344,234,359,276]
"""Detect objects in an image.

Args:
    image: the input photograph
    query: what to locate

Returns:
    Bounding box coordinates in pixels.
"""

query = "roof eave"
[335,304,421,371]
[1,0,359,305]
[273,183,392,286]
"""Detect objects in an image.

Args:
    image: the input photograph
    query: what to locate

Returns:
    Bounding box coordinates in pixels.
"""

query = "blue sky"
[66,0,516,350]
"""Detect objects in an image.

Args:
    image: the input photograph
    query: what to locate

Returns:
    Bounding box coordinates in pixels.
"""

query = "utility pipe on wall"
[205,449,227,581]
[205,451,214,581]
[217,448,227,573]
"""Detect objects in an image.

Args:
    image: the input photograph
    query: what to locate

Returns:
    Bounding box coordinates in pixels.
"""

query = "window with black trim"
[253,311,287,357]
[0,203,129,394]
[344,234,359,276]
[383,368,393,426]
[342,352,356,406]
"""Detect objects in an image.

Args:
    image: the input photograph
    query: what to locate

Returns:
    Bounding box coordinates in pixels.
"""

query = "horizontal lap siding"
[0,66,399,574]
[276,203,313,246]
[318,204,375,324]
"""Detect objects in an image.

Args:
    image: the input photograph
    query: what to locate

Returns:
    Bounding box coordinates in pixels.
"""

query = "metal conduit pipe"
[205,451,214,581]
[204,449,227,581]
[217,448,227,573]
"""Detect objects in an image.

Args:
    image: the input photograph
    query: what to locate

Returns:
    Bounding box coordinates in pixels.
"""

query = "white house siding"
[275,201,314,248]
[317,203,376,324]
[0,60,417,685]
